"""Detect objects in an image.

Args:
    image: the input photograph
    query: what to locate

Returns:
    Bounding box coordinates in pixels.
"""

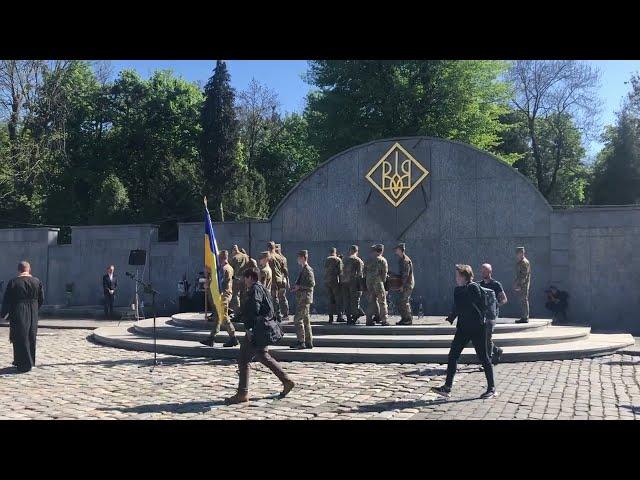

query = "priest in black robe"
[1,261,44,373]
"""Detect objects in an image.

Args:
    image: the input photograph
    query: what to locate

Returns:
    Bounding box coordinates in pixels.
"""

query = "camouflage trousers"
[272,284,289,319]
[342,281,363,317]
[517,285,530,319]
[397,286,413,321]
[294,300,313,344]
[366,283,388,323]
[230,279,243,312]
[326,282,342,316]
[208,291,236,337]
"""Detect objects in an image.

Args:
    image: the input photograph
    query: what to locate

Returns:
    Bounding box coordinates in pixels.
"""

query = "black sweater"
[446,282,483,330]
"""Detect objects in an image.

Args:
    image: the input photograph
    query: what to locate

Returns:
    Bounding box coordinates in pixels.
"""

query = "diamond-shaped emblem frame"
[365,142,429,207]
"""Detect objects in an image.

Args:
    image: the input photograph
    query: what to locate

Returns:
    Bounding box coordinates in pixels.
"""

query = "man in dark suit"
[102,265,117,319]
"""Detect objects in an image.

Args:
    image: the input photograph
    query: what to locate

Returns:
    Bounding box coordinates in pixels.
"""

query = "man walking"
[200,250,239,348]
[324,247,345,323]
[394,243,415,325]
[225,269,294,405]
[229,245,249,313]
[1,261,44,373]
[342,245,365,325]
[102,265,117,319]
[480,263,508,365]
[258,251,273,292]
[290,250,315,349]
[514,247,531,323]
[364,244,389,326]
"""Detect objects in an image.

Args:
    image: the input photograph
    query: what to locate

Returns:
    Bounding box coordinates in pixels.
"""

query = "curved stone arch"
[269,136,551,220]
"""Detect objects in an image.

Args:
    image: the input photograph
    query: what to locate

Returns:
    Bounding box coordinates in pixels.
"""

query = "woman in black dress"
[1,261,44,373]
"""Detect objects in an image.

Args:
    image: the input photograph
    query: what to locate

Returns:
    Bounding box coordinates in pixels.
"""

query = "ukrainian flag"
[204,197,224,324]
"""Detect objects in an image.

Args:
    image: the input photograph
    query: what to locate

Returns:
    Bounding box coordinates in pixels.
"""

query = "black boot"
[515,318,529,324]
[223,336,239,347]
[346,315,356,325]
[337,314,347,323]
[328,315,334,324]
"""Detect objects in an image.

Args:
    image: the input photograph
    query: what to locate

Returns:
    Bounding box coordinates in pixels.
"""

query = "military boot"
[337,314,347,323]
[223,336,239,347]
[328,315,334,324]
[365,316,376,326]
[346,315,356,325]
[397,317,413,326]
[225,391,249,404]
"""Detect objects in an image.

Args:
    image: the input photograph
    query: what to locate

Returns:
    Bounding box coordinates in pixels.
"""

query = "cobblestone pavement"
[0,329,639,420]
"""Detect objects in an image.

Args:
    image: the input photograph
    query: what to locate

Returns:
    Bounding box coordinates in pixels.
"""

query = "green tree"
[254,113,320,211]
[304,60,510,161]
[91,173,130,223]
[200,60,239,221]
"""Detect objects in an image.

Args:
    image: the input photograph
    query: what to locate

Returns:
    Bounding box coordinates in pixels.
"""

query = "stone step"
[40,304,129,319]
[134,317,591,347]
[170,313,552,335]
[91,326,635,364]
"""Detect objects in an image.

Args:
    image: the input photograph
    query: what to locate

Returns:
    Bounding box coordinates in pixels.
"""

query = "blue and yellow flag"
[204,197,223,324]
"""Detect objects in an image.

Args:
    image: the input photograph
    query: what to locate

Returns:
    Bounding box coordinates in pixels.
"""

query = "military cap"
[219,249,228,256]
[350,244,359,252]
[297,249,308,257]
[395,243,406,251]
[371,243,384,253]
[330,247,337,254]
[516,246,525,253]
[259,251,270,259]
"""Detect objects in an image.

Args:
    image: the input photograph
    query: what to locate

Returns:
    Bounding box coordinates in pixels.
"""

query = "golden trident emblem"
[366,142,429,207]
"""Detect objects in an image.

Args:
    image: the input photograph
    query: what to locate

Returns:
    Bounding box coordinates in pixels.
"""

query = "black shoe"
[492,347,503,365]
[397,318,412,326]
[380,320,390,326]
[365,318,376,326]
[199,337,215,347]
[346,315,356,325]
[480,388,498,399]
[431,385,451,398]
[515,318,529,324]
[305,342,314,349]
[223,337,239,347]
[336,316,347,323]
[289,342,306,350]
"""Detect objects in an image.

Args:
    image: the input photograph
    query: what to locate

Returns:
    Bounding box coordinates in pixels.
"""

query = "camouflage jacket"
[324,255,343,285]
[364,256,388,289]
[398,254,415,290]
[221,263,233,295]
[259,263,273,292]
[230,252,250,279]
[342,255,364,283]
[295,263,315,304]
[515,258,531,289]
[269,253,287,286]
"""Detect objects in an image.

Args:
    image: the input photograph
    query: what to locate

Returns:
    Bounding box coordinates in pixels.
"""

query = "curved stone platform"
[90,313,636,364]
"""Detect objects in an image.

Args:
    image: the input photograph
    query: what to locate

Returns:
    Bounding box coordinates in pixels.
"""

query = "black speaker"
[128,249,147,266]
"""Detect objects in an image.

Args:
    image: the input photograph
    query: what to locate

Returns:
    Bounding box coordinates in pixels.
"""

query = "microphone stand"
[128,273,161,371]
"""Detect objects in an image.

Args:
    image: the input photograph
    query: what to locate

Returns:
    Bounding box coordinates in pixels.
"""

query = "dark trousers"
[12,316,38,372]
[445,325,495,390]
[485,320,500,359]
[237,334,290,393]
[104,293,114,318]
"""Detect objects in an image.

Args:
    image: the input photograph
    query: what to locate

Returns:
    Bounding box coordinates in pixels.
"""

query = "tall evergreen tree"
[200,60,239,221]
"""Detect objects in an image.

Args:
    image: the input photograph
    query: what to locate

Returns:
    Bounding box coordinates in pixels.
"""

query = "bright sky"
[109,60,640,157]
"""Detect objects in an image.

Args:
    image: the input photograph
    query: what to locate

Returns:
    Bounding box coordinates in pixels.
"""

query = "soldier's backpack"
[471,282,498,324]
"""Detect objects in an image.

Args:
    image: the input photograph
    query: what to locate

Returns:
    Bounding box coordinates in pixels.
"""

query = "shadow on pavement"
[619,405,640,414]
[98,394,281,414]
[347,395,481,413]
[403,367,447,377]
[36,356,233,369]
[601,360,640,366]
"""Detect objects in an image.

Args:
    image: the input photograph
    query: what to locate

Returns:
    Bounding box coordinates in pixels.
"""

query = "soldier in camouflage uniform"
[200,250,239,348]
[258,251,273,292]
[394,243,415,325]
[342,245,365,325]
[514,246,531,323]
[229,245,249,313]
[290,250,315,349]
[267,242,289,322]
[324,247,345,323]
[364,244,389,326]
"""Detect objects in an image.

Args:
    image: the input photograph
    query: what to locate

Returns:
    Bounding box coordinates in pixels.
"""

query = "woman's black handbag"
[252,315,284,348]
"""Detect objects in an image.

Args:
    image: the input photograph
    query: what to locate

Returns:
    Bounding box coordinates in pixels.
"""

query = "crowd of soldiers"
[200,240,533,349]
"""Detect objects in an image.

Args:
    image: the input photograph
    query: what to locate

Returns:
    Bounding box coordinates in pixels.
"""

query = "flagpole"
[204,196,208,321]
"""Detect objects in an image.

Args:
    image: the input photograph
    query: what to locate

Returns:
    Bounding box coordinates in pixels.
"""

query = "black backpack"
[471,282,498,324]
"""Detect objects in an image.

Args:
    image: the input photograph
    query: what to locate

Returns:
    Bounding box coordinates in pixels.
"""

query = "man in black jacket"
[432,264,497,399]
[225,269,295,405]
[102,265,117,319]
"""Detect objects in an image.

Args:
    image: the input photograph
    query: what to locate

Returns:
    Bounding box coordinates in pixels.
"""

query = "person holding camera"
[545,286,569,324]
[225,269,294,405]
[431,264,497,399]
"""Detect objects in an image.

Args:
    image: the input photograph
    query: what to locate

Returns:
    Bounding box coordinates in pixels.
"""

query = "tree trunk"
[218,202,224,222]
[528,118,545,194]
